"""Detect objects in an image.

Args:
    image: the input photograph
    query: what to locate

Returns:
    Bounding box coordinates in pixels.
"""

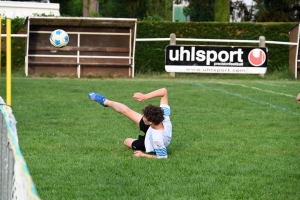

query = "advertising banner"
[165,45,268,74]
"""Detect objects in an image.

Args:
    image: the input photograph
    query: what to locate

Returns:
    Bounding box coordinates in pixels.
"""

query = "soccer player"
[297,93,300,104]
[88,88,172,159]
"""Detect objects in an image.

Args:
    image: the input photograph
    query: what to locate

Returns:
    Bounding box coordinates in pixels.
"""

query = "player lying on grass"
[88,88,172,159]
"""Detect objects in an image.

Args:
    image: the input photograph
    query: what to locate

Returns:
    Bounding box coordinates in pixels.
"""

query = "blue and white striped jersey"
[144,104,172,158]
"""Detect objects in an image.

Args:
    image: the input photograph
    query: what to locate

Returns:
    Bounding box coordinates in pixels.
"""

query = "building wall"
[0,1,60,18]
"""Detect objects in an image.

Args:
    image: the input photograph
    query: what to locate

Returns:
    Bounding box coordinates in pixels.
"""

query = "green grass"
[1,76,300,200]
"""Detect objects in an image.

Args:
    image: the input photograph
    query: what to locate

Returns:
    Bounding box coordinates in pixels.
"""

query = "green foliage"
[182,6,191,17]
[141,13,164,21]
[51,0,83,16]
[1,17,26,71]
[1,17,25,33]
[214,0,230,22]
[33,0,300,23]
[98,0,172,20]
[254,0,300,22]
[11,38,26,71]
[146,0,173,21]
[99,0,130,18]
[187,0,215,21]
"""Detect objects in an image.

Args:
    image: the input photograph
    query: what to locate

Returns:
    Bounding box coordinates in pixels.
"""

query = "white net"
[0,97,40,200]
[11,157,40,200]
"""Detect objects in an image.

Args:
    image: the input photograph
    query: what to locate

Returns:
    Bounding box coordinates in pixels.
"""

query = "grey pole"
[259,36,266,77]
[169,33,176,77]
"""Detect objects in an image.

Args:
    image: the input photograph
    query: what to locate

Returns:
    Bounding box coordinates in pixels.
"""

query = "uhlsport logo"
[248,48,266,67]
[165,45,268,74]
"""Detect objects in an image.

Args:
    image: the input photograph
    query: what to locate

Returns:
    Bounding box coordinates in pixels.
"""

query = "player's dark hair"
[142,104,164,125]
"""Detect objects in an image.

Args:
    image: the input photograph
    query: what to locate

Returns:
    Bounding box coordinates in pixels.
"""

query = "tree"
[173,0,188,4]
[83,0,99,17]
[253,0,300,22]
[178,0,229,22]
[98,0,172,20]
[230,0,254,22]
[100,0,148,18]
[187,0,215,21]
[214,0,230,22]
[147,0,173,21]
[51,0,83,16]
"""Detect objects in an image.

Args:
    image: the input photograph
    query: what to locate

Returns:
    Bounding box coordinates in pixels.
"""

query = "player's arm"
[133,151,157,159]
[297,93,300,104]
[133,88,168,105]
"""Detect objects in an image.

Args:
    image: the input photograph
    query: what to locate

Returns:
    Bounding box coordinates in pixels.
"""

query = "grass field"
[1,76,300,199]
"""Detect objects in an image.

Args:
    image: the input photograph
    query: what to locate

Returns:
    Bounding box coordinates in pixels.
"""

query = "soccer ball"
[49,29,69,48]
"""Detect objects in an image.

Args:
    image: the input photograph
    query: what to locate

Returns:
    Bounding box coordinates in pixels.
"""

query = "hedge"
[135,21,297,73]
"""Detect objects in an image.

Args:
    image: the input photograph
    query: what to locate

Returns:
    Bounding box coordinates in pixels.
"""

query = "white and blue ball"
[49,29,69,48]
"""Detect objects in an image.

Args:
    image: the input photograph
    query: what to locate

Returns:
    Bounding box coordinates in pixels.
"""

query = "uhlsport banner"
[165,45,268,74]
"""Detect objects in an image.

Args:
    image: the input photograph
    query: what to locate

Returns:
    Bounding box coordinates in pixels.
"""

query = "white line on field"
[183,82,300,116]
[216,82,295,98]
[257,82,300,90]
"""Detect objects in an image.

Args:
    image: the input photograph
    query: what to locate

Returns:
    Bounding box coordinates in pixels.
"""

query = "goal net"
[0,97,40,200]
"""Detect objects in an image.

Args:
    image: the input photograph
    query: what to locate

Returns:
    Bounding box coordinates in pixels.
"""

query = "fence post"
[259,36,266,48]
[259,36,266,77]
[169,33,176,77]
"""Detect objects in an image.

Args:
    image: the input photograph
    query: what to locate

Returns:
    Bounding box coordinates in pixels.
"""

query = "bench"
[27,46,133,78]
[25,17,137,78]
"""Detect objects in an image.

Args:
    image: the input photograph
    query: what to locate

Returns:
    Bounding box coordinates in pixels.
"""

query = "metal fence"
[0,96,40,200]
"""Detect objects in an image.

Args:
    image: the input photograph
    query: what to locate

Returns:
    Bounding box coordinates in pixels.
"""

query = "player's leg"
[124,118,150,150]
[104,100,142,126]
[88,92,142,126]
[124,135,146,151]
[124,138,136,148]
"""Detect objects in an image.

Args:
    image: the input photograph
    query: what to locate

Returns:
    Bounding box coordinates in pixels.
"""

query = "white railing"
[136,37,297,46]
[1,33,299,79]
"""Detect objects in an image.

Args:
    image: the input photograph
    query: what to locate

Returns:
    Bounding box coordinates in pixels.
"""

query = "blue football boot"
[88,92,107,107]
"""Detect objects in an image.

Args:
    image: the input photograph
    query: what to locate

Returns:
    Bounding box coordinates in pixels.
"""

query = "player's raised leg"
[104,99,142,126]
[88,92,142,126]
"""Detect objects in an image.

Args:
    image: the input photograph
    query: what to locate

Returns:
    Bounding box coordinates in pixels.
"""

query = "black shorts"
[131,118,150,151]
